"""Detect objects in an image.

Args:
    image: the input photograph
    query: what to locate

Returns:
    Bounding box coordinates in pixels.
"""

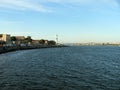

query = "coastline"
[0,45,68,54]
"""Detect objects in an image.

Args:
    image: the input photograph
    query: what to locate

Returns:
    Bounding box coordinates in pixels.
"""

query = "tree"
[11,36,17,44]
[39,39,45,45]
[0,41,5,45]
[48,40,56,46]
[0,34,2,37]
[26,36,32,42]
[11,36,16,41]
[24,36,32,44]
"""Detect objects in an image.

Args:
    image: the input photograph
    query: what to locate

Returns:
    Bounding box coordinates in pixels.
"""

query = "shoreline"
[0,45,68,54]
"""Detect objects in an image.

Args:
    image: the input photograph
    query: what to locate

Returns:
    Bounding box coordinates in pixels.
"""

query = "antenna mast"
[56,34,58,45]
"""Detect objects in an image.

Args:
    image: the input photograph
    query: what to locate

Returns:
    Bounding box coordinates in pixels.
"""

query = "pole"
[56,35,58,45]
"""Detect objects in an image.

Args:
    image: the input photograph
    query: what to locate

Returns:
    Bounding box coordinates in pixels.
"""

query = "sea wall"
[0,45,68,54]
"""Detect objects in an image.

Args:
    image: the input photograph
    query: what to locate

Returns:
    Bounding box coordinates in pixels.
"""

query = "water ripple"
[0,46,120,90]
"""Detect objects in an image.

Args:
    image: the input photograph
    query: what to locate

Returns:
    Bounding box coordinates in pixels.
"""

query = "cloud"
[44,0,120,7]
[0,0,119,12]
[40,0,109,4]
[0,20,24,24]
[0,0,51,12]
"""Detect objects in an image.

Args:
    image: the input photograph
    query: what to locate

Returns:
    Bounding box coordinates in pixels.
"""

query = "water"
[0,46,120,90]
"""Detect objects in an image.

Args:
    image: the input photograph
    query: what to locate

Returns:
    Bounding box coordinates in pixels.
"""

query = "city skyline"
[1,0,120,43]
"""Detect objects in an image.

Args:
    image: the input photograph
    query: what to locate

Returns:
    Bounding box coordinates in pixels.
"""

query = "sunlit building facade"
[0,34,11,44]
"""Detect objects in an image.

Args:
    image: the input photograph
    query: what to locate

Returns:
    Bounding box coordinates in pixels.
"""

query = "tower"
[56,34,58,45]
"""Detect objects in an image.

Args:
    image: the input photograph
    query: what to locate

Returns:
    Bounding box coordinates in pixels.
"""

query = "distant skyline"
[1,0,120,43]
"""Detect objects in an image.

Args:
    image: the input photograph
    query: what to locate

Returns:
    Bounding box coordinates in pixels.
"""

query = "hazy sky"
[0,0,120,43]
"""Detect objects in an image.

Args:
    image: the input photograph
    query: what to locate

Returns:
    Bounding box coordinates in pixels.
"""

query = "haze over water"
[0,46,120,90]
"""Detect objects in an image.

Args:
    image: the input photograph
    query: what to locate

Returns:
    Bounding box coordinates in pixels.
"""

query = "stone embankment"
[0,45,68,54]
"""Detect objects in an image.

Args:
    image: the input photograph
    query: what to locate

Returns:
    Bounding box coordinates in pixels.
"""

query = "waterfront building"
[32,40,40,46]
[44,40,48,45]
[15,36,25,40]
[32,40,39,44]
[0,34,11,44]
[14,36,25,45]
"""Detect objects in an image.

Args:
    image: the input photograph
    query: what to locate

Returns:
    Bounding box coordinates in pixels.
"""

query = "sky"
[0,0,120,43]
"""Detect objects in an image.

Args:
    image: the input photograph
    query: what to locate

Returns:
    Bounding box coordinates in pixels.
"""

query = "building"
[15,36,25,40]
[0,34,11,44]
[32,40,39,44]
[14,36,25,45]
[45,40,48,44]
[32,40,40,46]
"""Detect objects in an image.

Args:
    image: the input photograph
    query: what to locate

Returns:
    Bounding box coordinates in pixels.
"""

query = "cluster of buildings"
[0,34,36,46]
[0,34,26,46]
[0,34,53,47]
[70,42,120,46]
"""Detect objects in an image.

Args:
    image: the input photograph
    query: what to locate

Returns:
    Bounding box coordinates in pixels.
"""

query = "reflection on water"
[0,46,120,90]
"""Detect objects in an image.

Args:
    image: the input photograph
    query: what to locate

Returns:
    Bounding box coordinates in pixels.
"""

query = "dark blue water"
[0,46,120,90]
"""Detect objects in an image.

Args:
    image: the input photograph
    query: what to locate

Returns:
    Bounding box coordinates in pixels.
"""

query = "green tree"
[0,34,2,37]
[48,40,56,45]
[39,39,45,45]
[11,36,17,41]
[11,36,17,44]
[27,36,32,42]
[24,36,32,44]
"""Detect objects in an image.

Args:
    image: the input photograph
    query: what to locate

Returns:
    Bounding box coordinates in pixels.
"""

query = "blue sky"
[0,0,120,43]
